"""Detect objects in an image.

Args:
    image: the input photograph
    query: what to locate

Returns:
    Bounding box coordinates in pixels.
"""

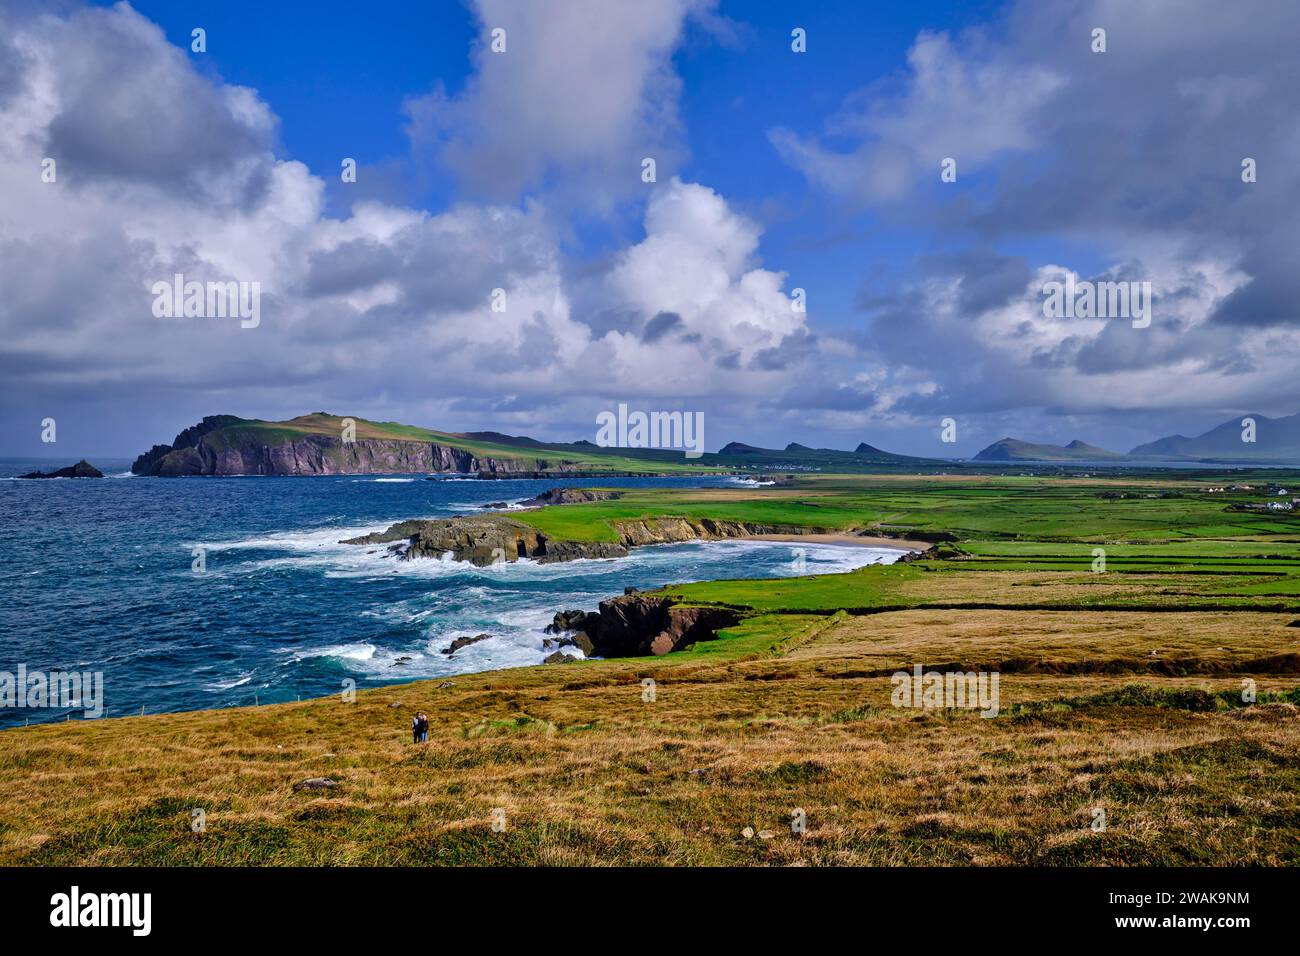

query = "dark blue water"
[0,461,901,726]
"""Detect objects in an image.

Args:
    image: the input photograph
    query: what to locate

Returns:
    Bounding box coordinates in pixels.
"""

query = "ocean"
[0,461,903,726]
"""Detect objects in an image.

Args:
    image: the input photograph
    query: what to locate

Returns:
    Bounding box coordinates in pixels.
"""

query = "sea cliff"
[131,414,590,477]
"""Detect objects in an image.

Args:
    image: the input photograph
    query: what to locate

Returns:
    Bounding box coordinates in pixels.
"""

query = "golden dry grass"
[2,608,1296,866]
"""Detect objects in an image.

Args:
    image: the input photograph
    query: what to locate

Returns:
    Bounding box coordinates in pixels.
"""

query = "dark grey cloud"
[750,330,816,371]
[776,381,877,413]
[640,310,683,342]
[34,4,277,207]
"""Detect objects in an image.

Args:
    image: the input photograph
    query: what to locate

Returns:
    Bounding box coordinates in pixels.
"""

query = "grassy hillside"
[974,437,1126,461]
[3,470,1299,865]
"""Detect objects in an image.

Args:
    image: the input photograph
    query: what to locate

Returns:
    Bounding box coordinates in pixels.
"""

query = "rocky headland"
[341,511,870,567]
[131,414,623,477]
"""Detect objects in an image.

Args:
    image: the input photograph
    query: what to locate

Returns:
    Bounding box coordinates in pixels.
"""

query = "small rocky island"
[18,460,104,479]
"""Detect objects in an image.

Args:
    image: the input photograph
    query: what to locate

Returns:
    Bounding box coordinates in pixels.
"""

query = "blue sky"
[4,0,1299,457]
[113,0,1004,333]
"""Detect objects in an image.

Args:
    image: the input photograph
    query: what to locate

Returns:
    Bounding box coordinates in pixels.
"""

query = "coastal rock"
[18,460,104,479]
[342,514,630,566]
[610,516,816,547]
[292,777,340,791]
[441,633,492,656]
[543,651,578,664]
[523,488,624,506]
[579,594,742,657]
[546,609,594,634]
[342,511,866,570]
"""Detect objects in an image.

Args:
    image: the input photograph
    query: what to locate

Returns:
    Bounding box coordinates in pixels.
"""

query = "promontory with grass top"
[129,412,714,477]
[5,468,1299,865]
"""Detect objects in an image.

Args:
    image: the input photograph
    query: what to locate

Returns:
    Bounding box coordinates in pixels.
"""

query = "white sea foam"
[288,642,378,663]
[204,523,905,679]
[203,673,253,691]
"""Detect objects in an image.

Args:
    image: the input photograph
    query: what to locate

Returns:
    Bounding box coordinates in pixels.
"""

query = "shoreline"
[745,532,928,552]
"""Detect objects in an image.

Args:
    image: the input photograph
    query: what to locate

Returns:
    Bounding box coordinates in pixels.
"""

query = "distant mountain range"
[976,411,1300,462]
[1129,412,1300,460]
[717,440,925,467]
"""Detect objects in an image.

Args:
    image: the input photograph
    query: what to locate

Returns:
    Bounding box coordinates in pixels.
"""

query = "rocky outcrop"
[342,514,630,566]
[441,633,492,656]
[19,460,103,479]
[547,609,596,634]
[523,488,624,506]
[343,512,873,568]
[565,594,742,657]
[545,611,597,655]
[610,516,818,547]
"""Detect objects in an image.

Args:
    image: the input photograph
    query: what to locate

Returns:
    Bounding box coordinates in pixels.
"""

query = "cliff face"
[134,433,567,477]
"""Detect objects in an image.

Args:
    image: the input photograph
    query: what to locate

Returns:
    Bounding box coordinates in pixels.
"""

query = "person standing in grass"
[412,711,429,743]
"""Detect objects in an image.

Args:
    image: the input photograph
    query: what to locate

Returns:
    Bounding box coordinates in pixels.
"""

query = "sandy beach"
[746,532,932,552]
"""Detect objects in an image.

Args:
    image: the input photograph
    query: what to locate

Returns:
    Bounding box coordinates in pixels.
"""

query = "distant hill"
[1131,412,1300,461]
[974,437,1126,462]
[710,439,931,468]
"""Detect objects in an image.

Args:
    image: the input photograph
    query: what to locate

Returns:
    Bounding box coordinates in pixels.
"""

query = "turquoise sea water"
[0,461,901,726]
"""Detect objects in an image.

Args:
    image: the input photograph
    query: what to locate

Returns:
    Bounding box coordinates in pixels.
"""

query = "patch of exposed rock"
[342,512,857,568]
[559,594,742,658]
[441,633,492,656]
[523,488,624,506]
[610,516,817,547]
[341,514,629,566]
